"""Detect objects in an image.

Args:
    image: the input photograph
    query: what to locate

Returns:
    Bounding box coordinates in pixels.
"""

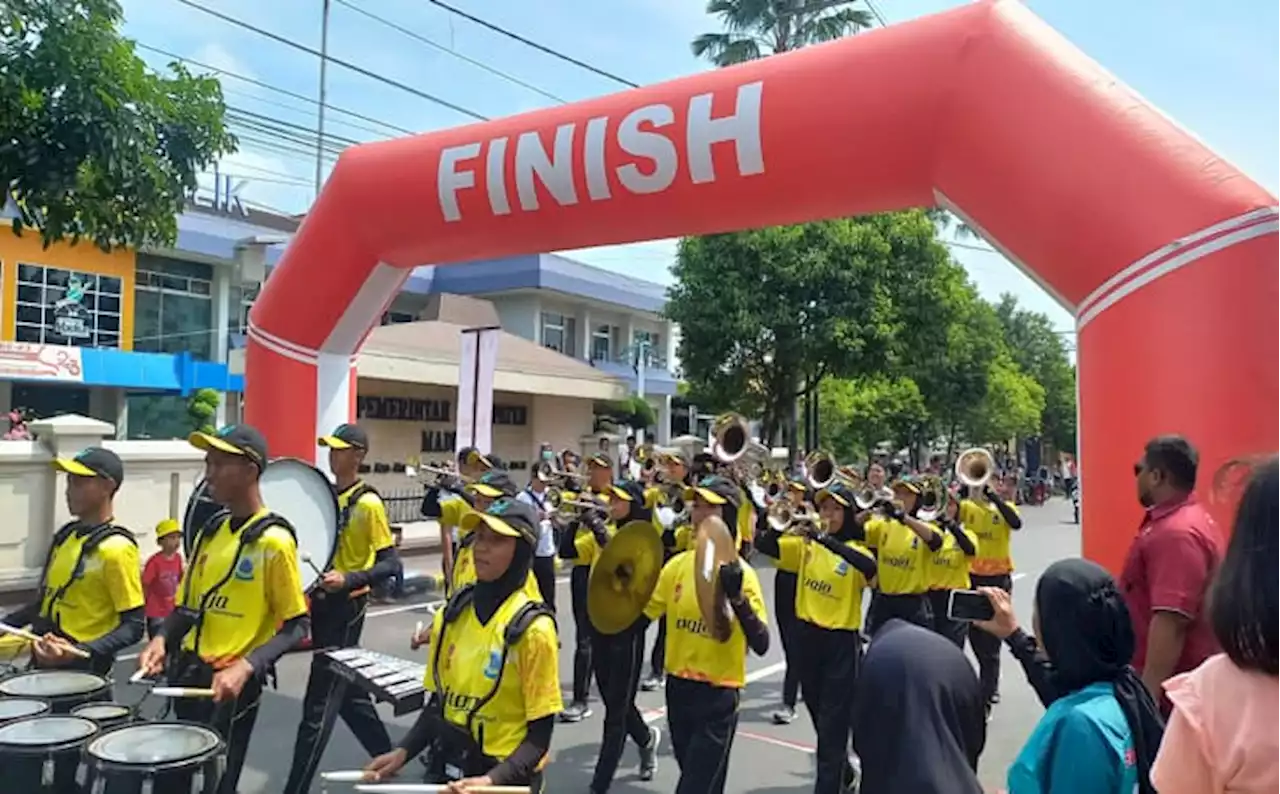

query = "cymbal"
[693,515,737,643]
[587,520,665,635]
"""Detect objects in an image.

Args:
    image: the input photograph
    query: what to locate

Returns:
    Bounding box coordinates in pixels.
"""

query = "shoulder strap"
[503,600,556,646]
[35,521,84,597]
[338,482,379,531]
[243,512,296,544]
[44,522,135,626]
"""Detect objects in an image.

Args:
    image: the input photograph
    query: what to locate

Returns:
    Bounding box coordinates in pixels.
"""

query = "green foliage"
[0,0,238,251]
[186,388,219,435]
[818,375,927,460]
[596,395,656,433]
[691,0,874,65]
[965,354,1046,443]
[993,294,1077,452]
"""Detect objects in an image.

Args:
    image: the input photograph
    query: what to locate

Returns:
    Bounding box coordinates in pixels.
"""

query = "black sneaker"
[638,725,661,781]
[559,701,592,723]
[639,673,663,692]
[770,705,797,725]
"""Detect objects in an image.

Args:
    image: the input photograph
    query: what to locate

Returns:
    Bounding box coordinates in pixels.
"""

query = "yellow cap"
[155,518,181,538]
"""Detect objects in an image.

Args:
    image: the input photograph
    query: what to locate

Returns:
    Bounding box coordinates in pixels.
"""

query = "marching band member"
[423,447,490,587]
[644,475,770,794]
[2,447,143,675]
[282,424,398,794]
[517,464,557,610]
[138,425,310,794]
[768,478,809,725]
[926,495,978,648]
[365,499,561,792]
[863,479,944,635]
[640,449,693,692]
[961,470,1023,715]
[581,480,661,792]
[451,471,542,602]
[755,481,877,794]
[556,452,614,722]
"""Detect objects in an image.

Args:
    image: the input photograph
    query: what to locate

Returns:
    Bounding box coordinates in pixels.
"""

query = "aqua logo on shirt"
[834,559,848,576]
[483,649,502,680]
[234,558,255,581]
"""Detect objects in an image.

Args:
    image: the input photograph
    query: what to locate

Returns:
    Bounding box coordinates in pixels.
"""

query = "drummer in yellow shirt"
[366,498,561,791]
[862,478,944,635]
[644,475,770,794]
[925,494,978,648]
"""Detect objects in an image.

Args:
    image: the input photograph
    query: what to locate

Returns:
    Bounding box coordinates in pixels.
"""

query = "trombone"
[955,447,995,490]
[766,501,824,534]
[417,464,473,488]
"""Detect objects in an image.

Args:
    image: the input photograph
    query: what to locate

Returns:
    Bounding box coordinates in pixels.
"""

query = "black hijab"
[1035,559,1164,794]
[853,620,985,794]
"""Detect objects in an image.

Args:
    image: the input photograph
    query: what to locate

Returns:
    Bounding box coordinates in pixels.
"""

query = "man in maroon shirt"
[1121,435,1223,703]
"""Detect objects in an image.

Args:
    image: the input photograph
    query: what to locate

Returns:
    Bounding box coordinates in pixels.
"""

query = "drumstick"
[129,668,151,684]
[354,785,530,794]
[0,622,92,659]
[301,552,325,578]
[150,686,216,698]
[320,770,368,782]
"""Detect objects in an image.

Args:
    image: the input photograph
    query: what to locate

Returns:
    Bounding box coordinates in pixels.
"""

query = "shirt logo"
[673,582,683,602]
[483,649,502,680]
[234,557,255,581]
[834,559,848,576]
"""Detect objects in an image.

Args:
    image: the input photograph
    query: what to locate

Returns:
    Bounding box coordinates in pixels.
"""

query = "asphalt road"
[87,497,1081,793]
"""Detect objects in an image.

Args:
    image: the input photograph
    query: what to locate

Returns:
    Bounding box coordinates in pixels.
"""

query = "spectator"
[986,559,1164,794]
[1152,456,1278,794]
[142,518,184,638]
[1121,435,1224,702]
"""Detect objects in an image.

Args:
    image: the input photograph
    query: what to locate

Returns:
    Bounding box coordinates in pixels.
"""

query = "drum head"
[0,670,106,698]
[88,723,221,764]
[183,478,226,556]
[0,716,97,746]
[71,704,130,721]
[260,458,339,590]
[0,699,49,721]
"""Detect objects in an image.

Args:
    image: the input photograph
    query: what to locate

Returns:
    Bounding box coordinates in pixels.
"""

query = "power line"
[334,0,567,103]
[169,0,489,121]
[420,0,640,88]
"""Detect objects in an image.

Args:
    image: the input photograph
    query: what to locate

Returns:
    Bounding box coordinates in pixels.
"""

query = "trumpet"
[711,413,751,463]
[915,474,949,522]
[766,500,824,534]
[805,450,837,490]
[955,447,995,489]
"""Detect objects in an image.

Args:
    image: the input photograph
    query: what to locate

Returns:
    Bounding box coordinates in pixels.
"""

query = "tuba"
[805,450,837,490]
[955,447,995,489]
[711,413,751,463]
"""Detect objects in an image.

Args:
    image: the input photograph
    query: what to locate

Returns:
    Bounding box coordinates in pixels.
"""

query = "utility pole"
[314,0,332,198]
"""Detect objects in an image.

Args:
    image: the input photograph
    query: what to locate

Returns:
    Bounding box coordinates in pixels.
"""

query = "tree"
[964,354,1045,444]
[818,375,927,460]
[993,293,1077,453]
[0,0,237,251]
[186,388,220,435]
[595,395,656,434]
[691,0,873,66]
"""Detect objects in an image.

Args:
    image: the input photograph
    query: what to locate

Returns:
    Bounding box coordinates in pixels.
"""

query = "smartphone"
[947,589,996,622]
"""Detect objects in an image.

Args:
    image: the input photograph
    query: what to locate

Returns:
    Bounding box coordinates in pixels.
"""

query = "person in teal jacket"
[988,559,1165,794]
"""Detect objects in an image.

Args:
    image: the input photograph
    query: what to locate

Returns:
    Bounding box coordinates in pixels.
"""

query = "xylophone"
[324,647,429,717]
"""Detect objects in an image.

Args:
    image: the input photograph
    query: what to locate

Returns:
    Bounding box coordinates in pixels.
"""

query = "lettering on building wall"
[358,396,451,422]
[437,81,765,223]
[422,430,457,453]
[493,404,528,426]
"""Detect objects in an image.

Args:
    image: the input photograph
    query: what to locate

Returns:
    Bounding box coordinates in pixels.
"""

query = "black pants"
[146,617,165,640]
[865,591,932,636]
[172,654,263,794]
[927,590,969,649]
[590,628,650,791]
[793,620,861,794]
[774,570,801,709]
[533,555,557,612]
[968,573,1013,704]
[666,675,739,794]
[282,592,392,794]
[570,565,593,703]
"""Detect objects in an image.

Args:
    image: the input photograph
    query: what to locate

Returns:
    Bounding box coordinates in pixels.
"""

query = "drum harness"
[168,510,297,700]
[424,583,555,780]
[30,521,137,666]
[318,482,378,613]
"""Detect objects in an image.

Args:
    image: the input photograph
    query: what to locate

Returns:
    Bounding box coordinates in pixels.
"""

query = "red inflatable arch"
[246,0,1277,573]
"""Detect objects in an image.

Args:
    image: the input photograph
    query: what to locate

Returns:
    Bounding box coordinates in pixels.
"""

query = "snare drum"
[82,722,225,794]
[0,715,98,793]
[70,703,132,732]
[0,698,50,726]
[0,670,110,714]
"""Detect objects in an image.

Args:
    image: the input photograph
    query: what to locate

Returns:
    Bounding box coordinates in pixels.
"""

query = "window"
[134,255,215,359]
[540,312,576,357]
[15,263,123,348]
[591,323,613,362]
[632,329,662,366]
[381,311,416,325]
[233,281,261,333]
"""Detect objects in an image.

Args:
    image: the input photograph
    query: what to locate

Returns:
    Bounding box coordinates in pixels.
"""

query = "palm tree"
[691,0,873,66]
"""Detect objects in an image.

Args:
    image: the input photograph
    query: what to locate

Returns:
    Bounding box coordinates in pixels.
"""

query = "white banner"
[0,342,84,382]
[456,326,501,454]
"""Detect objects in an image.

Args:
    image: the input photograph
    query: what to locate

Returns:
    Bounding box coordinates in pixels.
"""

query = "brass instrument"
[854,485,896,511]
[763,470,786,500]
[915,474,949,522]
[532,461,555,482]
[663,483,689,524]
[711,413,751,463]
[805,450,837,490]
[417,464,472,487]
[766,501,824,534]
[636,443,659,472]
[955,447,995,489]
[692,515,738,643]
[548,490,607,518]
[586,521,665,635]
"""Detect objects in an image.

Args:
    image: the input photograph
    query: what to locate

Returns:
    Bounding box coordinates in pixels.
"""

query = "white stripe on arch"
[315,352,355,473]
[322,262,412,355]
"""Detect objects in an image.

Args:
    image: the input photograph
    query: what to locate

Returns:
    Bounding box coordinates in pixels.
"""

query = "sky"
[120,0,1279,340]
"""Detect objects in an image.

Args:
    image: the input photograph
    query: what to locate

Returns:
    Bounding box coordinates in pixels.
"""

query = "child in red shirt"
[142,518,184,638]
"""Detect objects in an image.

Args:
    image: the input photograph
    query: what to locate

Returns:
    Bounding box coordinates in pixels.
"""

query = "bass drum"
[181,458,339,592]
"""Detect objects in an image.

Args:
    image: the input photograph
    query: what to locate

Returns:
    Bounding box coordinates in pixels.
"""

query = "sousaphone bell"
[587,521,665,635]
[693,515,739,643]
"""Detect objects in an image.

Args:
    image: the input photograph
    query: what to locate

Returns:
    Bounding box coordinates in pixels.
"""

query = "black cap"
[485,453,506,470]
[467,469,518,499]
[53,447,124,487]
[685,474,741,508]
[460,497,539,546]
[661,450,690,469]
[457,446,478,464]
[588,453,612,469]
[189,425,268,469]
[318,423,368,450]
[817,481,855,507]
